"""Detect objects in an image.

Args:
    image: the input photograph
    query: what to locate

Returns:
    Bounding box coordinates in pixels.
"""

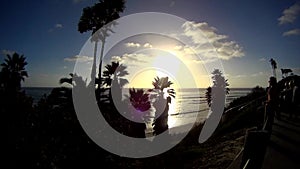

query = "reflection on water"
[167,88,251,129]
[24,87,251,132]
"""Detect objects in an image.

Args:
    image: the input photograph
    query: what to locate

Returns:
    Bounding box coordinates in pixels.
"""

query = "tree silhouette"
[78,0,126,94]
[200,69,229,143]
[151,76,176,135]
[0,52,28,92]
[102,61,128,102]
[211,69,230,94]
[59,73,73,86]
[102,61,128,87]
[0,53,33,168]
[270,58,277,78]
[127,88,150,137]
[206,86,212,107]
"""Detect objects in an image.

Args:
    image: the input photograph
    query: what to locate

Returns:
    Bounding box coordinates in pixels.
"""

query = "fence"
[226,95,273,169]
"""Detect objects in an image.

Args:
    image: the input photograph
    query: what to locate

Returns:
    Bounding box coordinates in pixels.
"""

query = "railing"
[226,95,272,169]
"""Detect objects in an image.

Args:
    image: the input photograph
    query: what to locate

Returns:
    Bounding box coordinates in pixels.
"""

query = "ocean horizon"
[23,87,252,129]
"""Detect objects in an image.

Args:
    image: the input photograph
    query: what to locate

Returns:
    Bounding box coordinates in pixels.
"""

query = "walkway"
[262,115,300,169]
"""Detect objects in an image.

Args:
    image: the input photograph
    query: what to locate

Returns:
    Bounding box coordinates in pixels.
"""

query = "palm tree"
[127,88,150,138]
[151,76,176,99]
[211,69,230,94]
[0,52,28,91]
[270,58,277,78]
[102,61,128,89]
[78,0,126,92]
[129,88,151,112]
[101,61,128,102]
[151,76,175,135]
[102,61,128,87]
[205,86,212,107]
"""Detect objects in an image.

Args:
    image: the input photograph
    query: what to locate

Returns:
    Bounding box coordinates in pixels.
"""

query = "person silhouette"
[290,80,299,119]
[264,76,279,132]
[280,81,292,119]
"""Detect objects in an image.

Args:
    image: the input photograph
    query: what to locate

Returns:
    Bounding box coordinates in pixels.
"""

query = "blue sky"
[0,0,299,88]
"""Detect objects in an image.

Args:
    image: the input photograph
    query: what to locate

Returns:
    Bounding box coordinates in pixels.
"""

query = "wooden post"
[240,128,269,169]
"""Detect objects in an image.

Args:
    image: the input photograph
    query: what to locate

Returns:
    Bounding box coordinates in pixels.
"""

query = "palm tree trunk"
[97,39,105,91]
[273,69,277,79]
[91,41,98,85]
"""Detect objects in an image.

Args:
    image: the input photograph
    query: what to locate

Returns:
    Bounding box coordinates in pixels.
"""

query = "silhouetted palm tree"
[102,61,128,87]
[101,61,128,103]
[211,69,230,94]
[126,88,150,138]
[151,76,176,99]
[151,76,175,135]
[129,88,151,112]
[270,58,277,78]
[78,0,126,91]
[206,86,212,107]
[0,52,28,91]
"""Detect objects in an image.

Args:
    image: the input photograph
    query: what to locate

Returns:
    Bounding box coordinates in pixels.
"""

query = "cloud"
[125,42,153,48]
[282,28,300,36]
[64,55,93,62]
[1,49,16,56]
[55,23,63,28]
[278,2,300,25]
[177,21,244,61]
[111,53,149,64]
[125,42,141,48]
[259,58,266,62]
[48,23,63,32]
[250,72,265,77]
[143,43,153,48]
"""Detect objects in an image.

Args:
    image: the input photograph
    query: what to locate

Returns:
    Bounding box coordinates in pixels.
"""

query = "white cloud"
[111,56,122,62]
[1,49,16,56]
[48,23,63,32]
[278,2,300,25]
[251,72,265,77]
[177,21,244,61]
[55,23,63,28]
[259,57,266,62]
[283,28,300,36]
[125,42,153,48]
[125,42,141,48]
[111,53,149,64]
[143,43,153,48]
[64,55,93,62]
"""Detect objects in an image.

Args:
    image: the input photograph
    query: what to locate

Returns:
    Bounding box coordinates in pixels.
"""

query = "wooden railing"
[226,96,272,169]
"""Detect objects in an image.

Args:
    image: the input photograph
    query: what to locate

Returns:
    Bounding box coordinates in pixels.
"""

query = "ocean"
[23,87,251,129]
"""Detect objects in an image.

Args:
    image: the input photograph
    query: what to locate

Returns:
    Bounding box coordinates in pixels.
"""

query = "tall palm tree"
[0,52,28,91]
[129,88,151,112]
[151,76,175,135]
[211,69,230,94]
[127,88,150,138]
[78,0,126,91]
[270,58,277,78]
[151,76,175,99]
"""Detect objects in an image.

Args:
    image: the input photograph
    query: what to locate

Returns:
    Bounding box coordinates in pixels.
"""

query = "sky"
[0,0,300,88]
